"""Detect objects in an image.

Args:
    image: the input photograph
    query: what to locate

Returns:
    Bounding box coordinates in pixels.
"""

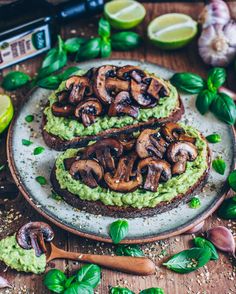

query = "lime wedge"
[0,94,14,134]
[104,0,146,29]
[148,13,198,50]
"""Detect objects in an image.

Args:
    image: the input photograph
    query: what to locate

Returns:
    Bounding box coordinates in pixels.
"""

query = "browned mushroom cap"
[16,222,54,257]
[166,141,198,175]
[130,79,153,106]
[144,77,170,98]
[74,98,102,127]
[161,122,196,143]
[56,90,69,103]
[93,65,117,104]
[108,91,139,118]
[136,129,167,159]
[66,76,92,104]
[116,66,146,83]
[119,133,136,151]
[69,159,103,188]
[104,153,142,192]
[138,158,171,192]
[64,157,77,170]
[106,78,130,94]
[51,102,75,117]
[82,138,123,172]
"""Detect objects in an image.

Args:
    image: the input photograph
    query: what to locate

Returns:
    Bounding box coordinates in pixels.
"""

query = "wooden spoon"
[45,242,155,275]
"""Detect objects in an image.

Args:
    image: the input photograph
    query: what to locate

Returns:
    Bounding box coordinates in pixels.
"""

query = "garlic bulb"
[199,0,230,29]
[198,22,236,67]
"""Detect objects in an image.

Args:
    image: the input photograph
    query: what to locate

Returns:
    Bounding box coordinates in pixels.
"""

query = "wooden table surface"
[1,2,236,294]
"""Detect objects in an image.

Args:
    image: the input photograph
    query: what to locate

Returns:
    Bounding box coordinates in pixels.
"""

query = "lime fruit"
[147,13,198,50]
[104,0,146,30]
[0,94,14,134]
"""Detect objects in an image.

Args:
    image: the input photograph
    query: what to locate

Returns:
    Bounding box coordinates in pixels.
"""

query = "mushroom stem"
[144,168,161,191]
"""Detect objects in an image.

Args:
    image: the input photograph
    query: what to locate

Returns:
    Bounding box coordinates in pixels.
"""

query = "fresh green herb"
[0,164,5,172]
[170,72,205,94]
[35,176,47,185]
[207,67,226,93]
[2,71,30,91]
[76,264,101,288]
[43,269,66,293]
[212,157,226,175]
[33,146,45,155]
[76,38,101,61]
[111,32,142,51]
[217,196,236,219]
[109,219,129,244]
[57,66,80,81]
[163,247,212,273]
[115,244,144,257]
[37,76,61,90]
[228,170,236,191]
[64,276,76,289]
[22,139,33,146]
[193,237,219,260]
[50,190,62,201]
[140,288,165,294]
[206,133,221,143]
[64,282,93,294]
[100,39,112,58]
[110,287,135,294]
[64,37,86,53]
[189,197,201,209]
[98,17,111,39]
[195,89,215,115]
[25,115,34,123]
[210,93,236,125]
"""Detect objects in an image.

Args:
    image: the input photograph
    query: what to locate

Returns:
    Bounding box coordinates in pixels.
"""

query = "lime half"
[148,13,198,50]
[0,94,14,134]
[104,0,146,30]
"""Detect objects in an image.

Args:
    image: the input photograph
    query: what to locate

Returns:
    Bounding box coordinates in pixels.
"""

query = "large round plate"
[7,60,236,243]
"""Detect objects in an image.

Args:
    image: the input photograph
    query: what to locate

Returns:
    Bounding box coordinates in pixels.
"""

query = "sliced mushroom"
[51,102,75,117]
[161,122,196,143]
[104,153,142,192]
[16,222,54,257]
[74,98,102,127]
[119,133,136,151]
[106,78,130,94]
[56,90,69,103]
[166,141,198,175]
[138,158,171,192]
[136,129,167,159]
[63,157,77,170]
[144,77,170,98]
[117,66,146,83]
[82,138,123,172]
[69,159,103,188]
[66,76,93,104]
[93,65,117,104]
[130,79,154,106]
[108,91,139,118]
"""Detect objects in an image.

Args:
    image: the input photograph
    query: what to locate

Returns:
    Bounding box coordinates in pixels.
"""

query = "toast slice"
[42,65,184,151]
[50,123,211,218]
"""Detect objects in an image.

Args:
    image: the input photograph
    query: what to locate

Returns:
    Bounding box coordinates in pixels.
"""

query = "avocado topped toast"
[51,122,211,217]
[42,65,184,150]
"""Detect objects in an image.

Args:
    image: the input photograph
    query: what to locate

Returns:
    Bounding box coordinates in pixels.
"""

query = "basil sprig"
[2,71,30,91]
[207,67,226,93]
[196,89,215,115]
[115,244,144,257]
[217,196,236,219]
[43,269,66,293]
[64,37,86,53]
[109,219,129,244]
[170,72,205,94]
[111,32,142,51]
[193,237,219,260]
[228,170,236,191]
[212,157,226,175]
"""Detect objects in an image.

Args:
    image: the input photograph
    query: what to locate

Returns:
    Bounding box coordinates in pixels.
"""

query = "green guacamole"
[44,70,179,140]
[55,125,208,209]
[0,235,46,274]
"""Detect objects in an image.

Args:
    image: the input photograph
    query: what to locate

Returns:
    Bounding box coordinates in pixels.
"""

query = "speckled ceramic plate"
[7,60,236,243]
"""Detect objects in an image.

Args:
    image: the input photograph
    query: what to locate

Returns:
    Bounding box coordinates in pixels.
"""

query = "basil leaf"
[58,66,80,81]
[170,73,205,94]
[37,76,61,90]
[163,247,212,273]
[212,157,226,175]
[22,139,33,146]
[109,220,129,244]
[193,237,219,260]
[207,67,226,92]
[2,71,30,91]
[115,244,144,257]
[228,170,236,191]
[210,93,236,125]
[100,39,112,58]
[64,276,76,289]
[35,176,47,185]
[110,287,135,294]
[111,32,142,51]
[64,37,86,53]
[25,115,34,123]
[76,38,101,61]
[43,269,66,293]
[33,146,45,155]
[218,196,236,219]
[140,288,165,294]
[98,18,111,39]
[189,197,201,209]
[64,282,93,294]
[77,264,101,288]
[195,89,215,115]
[206,133,221,143]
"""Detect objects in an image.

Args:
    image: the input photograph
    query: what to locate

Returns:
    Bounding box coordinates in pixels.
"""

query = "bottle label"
[0,24,51,69]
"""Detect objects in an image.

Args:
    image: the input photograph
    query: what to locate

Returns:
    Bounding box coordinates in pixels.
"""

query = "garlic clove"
[207,226,235,258]
[184,221,205,234]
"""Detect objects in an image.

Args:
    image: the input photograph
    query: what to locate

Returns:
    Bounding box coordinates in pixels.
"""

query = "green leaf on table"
[25,114,34,123]
[57,66,81,81]
[76,38,101,61]
[193,237,219,260]
[195,89,215,115]
[77,264,101,288]
[163,247,212,273]
[37,76,61,90]
[33,146,45,155]
[22,139,33,146]
[35,176,47,185]
[115,244,144,257]
[64,282,93,294]
[64,276,76,289]
[228,170,236,191]
[140,288,165,294]
[43,269,66,293]
[64,37,86,53]
[212,157,226,175]
[206,133,221,143]
[98,17,111,39]
[111,32,142,51]
[100,39,112,58]
[217,196,236,220]
[109,219,129,244]
[110,287,135,294]
[207,67,226,93]
[170,72,205,94]
[2,71,30,91]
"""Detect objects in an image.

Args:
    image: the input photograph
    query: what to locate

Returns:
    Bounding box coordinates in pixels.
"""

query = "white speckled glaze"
[7,60,235,243]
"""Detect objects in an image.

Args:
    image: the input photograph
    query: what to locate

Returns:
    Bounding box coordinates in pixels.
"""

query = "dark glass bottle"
[0,0,104,69]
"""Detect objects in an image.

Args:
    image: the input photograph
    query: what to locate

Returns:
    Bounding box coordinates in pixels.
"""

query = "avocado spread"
[0,235,46,274]
[55,125,208,209]
[44,70,179,140]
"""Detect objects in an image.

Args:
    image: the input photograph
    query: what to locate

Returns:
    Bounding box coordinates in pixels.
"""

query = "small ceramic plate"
[7,60,236,243]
